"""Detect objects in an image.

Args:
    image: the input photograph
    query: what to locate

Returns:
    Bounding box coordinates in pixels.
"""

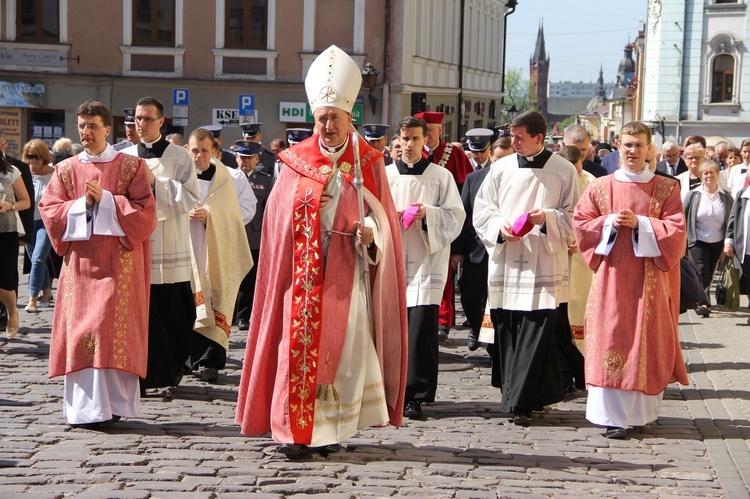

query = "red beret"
[414,111,445,125]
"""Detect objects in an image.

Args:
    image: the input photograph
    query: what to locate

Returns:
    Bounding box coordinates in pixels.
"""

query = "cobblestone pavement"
[2,272,750,498]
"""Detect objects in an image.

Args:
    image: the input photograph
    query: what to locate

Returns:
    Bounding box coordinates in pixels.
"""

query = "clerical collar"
[614,166,655,183]
[137,136,169,158]
[197,162,216,181]
[397,157,430,175]
[319,135,349,164]
[78,144,118,163]
[517,148,552,168]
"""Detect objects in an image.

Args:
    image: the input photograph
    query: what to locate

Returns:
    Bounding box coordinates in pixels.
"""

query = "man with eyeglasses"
[413,111,473,342]
[573,121,688,440]
[39,100,156,428]
[122,96,200,395]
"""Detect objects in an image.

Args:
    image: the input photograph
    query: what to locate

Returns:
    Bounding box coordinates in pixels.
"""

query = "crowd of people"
[1,44,746,459]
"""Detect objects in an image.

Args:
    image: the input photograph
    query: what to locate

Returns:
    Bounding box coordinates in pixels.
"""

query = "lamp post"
[361,63,379,115]
[506,103,520,122]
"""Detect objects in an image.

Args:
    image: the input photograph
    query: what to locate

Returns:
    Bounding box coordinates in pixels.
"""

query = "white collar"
[78,144,118,163]
[141,135,163,148]
[524,148,545,162]
[614,167,655,183]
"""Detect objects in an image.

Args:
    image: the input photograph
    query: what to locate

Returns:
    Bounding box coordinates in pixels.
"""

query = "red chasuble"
[39,154,156,379]
[235,134,409,444]
[573,174,689,395]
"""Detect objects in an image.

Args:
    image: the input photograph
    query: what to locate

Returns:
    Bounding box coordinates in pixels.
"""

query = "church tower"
[529,20,550,119]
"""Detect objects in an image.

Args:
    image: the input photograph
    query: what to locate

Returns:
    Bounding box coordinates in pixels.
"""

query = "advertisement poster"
[0,107,23,158]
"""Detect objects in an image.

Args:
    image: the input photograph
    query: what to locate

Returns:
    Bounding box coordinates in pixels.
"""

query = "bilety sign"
[279,101,363,124]
[0,81,44,108]
[212,108,239,127]
[0,107,23,157]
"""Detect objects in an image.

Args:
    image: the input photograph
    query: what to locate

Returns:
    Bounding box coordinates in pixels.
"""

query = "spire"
[532,20,547,63]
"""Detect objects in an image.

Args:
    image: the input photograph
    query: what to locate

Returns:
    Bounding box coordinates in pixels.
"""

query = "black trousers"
[141,282,196,389]
[491,307,564,413]
[405,304,439,402]
[235,248,260,324]
[187,332,227,371]
[459,256,488,334]
[688,240,724,301]
[554,303,585,389]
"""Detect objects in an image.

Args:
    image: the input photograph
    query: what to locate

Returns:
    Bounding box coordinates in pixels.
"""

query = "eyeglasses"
[135,116,161,123]
[78,123,104,131]
[26,154,39,160]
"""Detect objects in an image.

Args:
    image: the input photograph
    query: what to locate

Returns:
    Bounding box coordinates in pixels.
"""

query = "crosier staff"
[351,131,373,331]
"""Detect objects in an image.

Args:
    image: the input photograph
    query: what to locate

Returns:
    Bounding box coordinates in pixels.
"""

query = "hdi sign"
[279,102,307,123]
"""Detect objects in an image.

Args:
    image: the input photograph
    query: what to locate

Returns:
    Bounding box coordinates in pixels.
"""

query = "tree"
[501,67,532,123]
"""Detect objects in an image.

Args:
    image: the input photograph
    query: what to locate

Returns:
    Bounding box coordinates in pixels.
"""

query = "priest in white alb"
[386,115,465,420]
[473,110,581,426]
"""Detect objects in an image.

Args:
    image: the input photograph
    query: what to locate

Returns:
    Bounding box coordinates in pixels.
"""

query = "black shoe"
[467,330,480,351]
[512,410,532,426]
[173,374,183,386]
[237,319,249,331]
[312,443,342,456]
[403,400,423,419]
[278,443,311,459]
[462,319,471,328]
[202,367,219,383]
[605,426,628,439]
[438,326,449,343]
[695,305,710,317]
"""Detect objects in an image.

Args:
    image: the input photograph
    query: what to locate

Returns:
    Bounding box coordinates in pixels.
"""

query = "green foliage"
[502,67,531,122]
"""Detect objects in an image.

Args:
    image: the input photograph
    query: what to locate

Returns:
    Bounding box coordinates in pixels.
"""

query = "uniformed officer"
[465,128,494,170]
[240,123,276,176]
[362,123,392,165]
[199,124,238,168]
[114,108,140,151]
[271,128,314,179]
[234,140,274,331]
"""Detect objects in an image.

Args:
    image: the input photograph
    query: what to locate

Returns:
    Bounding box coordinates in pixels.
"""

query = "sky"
[504,0,649,84]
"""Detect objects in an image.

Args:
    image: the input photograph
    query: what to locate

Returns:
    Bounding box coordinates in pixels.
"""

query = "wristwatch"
[10,201,15,211]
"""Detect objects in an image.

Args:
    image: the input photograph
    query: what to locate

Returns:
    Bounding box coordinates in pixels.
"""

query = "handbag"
[715,264,726,307]
[722,257,741,312]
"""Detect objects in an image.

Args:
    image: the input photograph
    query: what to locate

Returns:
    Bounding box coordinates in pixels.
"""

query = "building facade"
[0,0,513,156]
[642,0,750,146]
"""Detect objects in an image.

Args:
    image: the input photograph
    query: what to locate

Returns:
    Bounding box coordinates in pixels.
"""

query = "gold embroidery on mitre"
[603,349,626,377]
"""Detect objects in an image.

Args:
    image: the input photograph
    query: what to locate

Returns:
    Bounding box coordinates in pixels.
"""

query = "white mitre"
[305,45,362,114]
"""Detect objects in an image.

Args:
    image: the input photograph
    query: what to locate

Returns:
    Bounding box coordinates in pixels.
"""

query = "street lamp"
[361,63,379,114]
[506,103,520,121]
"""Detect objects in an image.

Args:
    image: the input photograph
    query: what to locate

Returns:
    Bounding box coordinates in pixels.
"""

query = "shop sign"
[0,81,44,108]
[0,107,22,157]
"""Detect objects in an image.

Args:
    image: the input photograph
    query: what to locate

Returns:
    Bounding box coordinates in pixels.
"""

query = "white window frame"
[702,34,741,109]
[213,0,278,80]
[120,0,185,78]
[0,0,70,73]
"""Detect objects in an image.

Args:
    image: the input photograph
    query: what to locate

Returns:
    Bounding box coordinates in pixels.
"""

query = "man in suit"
[601,134,621,174]
[451,129,508,351]
[656,140,687,176]
[562,125,608,178]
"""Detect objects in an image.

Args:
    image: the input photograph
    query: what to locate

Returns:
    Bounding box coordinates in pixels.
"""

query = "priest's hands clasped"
[84,179,102,207]
[613,209,638,229]
[190,203,208,223]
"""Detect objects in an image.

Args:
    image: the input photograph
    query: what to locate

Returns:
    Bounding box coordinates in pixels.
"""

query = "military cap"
[235,140,262,157]
[200,124,223,138]
[465,128,494,151]
[240,123,262,138]
[362,124,390,141]
[123,108,136,125]
[287,128,314,145]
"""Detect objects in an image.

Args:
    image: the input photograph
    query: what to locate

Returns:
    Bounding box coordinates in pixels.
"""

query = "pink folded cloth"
[402,205,420,231]
[512,213,534,237]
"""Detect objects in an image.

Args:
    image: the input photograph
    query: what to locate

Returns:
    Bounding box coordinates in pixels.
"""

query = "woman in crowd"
[0,152,32,339]
[728,139,750,197]
[684,161,733,316]
[22,139,55,312]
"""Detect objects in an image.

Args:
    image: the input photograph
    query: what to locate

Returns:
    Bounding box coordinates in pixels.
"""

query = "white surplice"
[385,161,465,307]
[474,153,581,311]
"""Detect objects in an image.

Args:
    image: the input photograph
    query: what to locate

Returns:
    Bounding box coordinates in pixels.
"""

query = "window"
[133,0,175,46]
[225,0,267,49]
[16,0,59,42]
[711,54,734,102]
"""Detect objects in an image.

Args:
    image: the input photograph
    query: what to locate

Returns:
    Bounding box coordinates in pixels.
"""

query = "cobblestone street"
[1,273,750,498]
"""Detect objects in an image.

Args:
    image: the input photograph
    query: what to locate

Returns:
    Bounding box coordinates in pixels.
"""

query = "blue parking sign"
[239,94,255,116]
[173,88,189,106]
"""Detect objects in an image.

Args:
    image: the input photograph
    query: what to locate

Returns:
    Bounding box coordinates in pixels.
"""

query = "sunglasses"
[26,154,40,160]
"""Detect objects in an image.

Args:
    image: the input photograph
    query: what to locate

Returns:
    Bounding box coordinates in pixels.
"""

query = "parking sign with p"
[173,88,189,106]
[239,94,255,116]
